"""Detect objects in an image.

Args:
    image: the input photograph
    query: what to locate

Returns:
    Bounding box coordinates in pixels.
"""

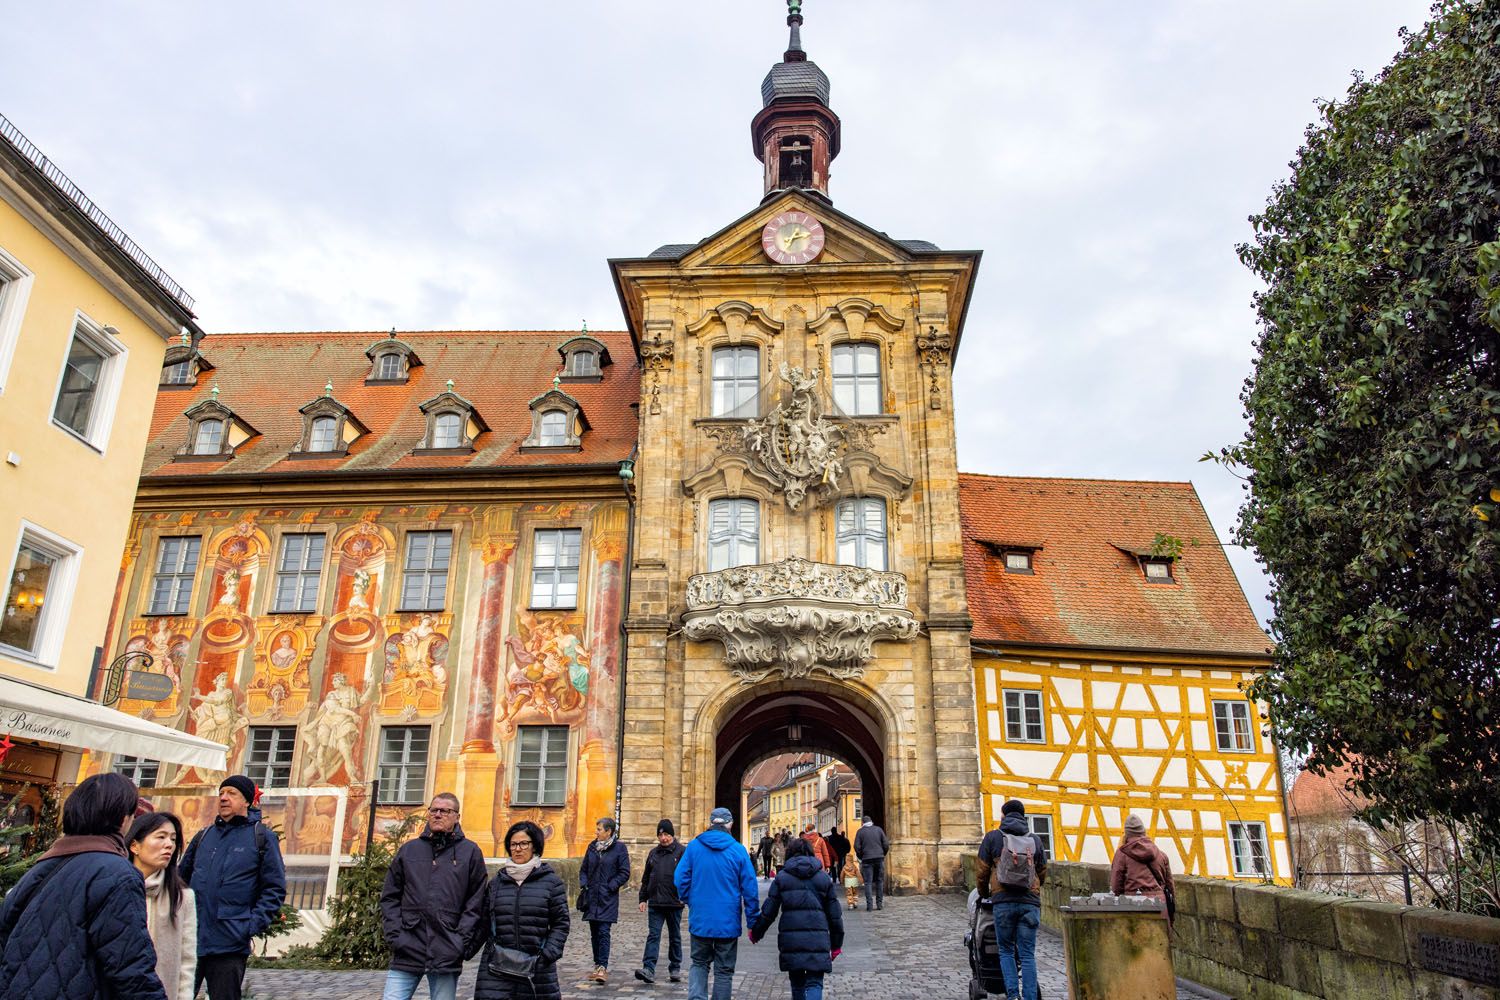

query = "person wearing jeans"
[749,837,845,1000]
[635,820,686,984]
[674,807,761,1000]
[975,799,1049,1000]
[852,815,889,911]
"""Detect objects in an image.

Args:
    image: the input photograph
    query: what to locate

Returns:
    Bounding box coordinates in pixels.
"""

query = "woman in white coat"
[127,811,197,1000]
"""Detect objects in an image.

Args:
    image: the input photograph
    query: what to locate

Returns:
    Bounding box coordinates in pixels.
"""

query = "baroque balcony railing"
[682,556,919,682]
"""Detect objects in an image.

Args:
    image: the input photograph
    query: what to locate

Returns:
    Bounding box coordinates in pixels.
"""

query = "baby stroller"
[966,892,1042,1000]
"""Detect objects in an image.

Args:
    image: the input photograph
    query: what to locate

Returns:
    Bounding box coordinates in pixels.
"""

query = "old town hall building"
[85,7,1288,886]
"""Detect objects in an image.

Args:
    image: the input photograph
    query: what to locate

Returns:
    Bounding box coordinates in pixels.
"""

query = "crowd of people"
[0,772,1174,1000]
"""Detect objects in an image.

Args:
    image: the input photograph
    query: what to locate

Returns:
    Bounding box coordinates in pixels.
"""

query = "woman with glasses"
[472,820,569,1000]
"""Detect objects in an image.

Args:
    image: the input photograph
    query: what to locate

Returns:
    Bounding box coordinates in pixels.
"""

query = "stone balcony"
[681,556,919,682]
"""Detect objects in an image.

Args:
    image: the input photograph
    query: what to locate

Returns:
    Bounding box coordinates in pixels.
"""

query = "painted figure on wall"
[380,614,448,720]
[498,611,588,735]
[270,632,299,670]
[304,673,367,784]
[182,672,248,780]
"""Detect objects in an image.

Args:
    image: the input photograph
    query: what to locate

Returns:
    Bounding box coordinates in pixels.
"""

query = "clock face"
[761,211,826,265]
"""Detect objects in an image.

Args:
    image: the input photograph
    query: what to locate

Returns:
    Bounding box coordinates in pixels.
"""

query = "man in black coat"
[633,819,686,985]
[824,826,851,880]
[379,792,488,1000]
[853,814,890,911]
[758,832,776,878]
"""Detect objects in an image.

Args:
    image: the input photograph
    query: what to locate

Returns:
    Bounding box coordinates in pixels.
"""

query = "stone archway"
[712,685,887,833]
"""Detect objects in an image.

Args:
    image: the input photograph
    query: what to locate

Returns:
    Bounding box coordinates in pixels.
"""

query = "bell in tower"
[753,1,841,203]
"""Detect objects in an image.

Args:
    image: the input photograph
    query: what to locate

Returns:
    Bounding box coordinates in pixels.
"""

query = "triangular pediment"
[677,194,923,269]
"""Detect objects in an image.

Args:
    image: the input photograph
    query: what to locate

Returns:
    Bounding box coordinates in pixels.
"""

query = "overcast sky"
[3,1,1436,625]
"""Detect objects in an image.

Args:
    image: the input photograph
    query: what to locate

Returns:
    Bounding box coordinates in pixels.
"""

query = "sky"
[2,1,1437,626]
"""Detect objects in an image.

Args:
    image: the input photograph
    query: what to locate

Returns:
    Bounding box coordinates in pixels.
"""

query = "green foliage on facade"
[311,813,420,969]
[0,785,61,893]
[1221,1,1500,843]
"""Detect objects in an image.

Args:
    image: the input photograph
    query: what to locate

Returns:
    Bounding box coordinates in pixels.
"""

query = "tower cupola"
[753,1,841,203]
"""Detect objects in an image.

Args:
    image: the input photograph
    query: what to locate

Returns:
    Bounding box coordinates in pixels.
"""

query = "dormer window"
[163,360,194,385]
[364,337,422,384]
[177,394,255,461]
[308,416,337,452]
[159,338,212,390]
[292,390,365,458]
[557,335,610,384]
[194,419,224,454]
[415,385,486,454]
[1004,551,1032,574]
[522,388,587,451]
[1142,558,1174,584]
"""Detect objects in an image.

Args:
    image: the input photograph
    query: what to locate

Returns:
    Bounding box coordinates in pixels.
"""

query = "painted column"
[572,506,627,853]
[461,539,515,752]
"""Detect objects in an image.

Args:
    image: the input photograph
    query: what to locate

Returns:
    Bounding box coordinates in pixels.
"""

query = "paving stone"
[245,881,1218,999]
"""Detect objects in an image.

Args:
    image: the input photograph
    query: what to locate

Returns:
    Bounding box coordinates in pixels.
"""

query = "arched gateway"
[612,4,982,891]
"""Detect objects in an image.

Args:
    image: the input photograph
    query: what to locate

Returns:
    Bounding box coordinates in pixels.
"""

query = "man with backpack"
[180,775,287,1000]
[974,800,1048,1000]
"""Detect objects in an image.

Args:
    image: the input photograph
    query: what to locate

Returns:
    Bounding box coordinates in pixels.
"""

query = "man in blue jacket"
[673,807,760,1000]
[180,775,287,1000]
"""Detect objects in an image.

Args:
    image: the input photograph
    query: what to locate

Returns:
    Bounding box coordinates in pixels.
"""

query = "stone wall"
[1038,860,1500,999]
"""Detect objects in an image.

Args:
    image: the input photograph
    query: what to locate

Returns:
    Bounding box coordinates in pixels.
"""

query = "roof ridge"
[958,470,1194,489]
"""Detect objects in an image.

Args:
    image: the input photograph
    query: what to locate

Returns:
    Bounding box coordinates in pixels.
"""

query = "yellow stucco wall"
[974,650,1291,884]
[0,193,172,693]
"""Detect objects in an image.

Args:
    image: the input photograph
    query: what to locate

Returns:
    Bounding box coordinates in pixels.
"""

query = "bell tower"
[753,0,841,203]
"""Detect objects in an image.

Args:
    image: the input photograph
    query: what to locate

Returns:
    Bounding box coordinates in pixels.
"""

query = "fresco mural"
[100,500,629,859]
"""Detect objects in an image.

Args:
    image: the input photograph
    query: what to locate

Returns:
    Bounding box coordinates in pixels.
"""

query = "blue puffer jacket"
[751,855,845,973]
[179,807,287,956]
[578,838,631,923]
[0,840,167,999]
[673,828,760,938]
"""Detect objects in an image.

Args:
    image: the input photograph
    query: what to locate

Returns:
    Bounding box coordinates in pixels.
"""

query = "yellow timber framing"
[974,644,1290,884]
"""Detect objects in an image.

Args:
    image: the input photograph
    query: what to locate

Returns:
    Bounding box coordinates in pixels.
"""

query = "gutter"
[613,444,638,823]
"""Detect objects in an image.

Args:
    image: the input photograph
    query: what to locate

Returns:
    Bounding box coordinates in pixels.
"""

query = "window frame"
[707,498,760,572]
[244,725,298,790]
[51,312,127,452]
[1027,814,1054,859]
[308,415,338,452]
[147,535,202,616]
[0,245,34,392]
[193,418,225,455]
[1003,550,1034,574]
[271,533,327,614]
[0,521,82,669]
[431,412,462,449]
[513,725,570,806]
[537,410,569,447]
[376,726,431,805]
[529,528,583,609]
[709,345,761,418]
[1212,699,1256,754]
[830,341,883,416]
[376,351,405,381]
[112,755,161,787]
[835,497,887,570]
[400,530,452,612]
[1142,558,1175,584]
[1228,821,1270,878]
[1002,688,1047,744]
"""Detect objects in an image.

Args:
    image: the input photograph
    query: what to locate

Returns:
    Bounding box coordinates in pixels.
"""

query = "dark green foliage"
[310,813,420,968]
[1222,1,1500,843]
[0,785,61,893]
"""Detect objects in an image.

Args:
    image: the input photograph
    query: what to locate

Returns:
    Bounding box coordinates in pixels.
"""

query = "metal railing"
[284,872,330,910]
[1296,864,1447,906]
[0,111,195,312]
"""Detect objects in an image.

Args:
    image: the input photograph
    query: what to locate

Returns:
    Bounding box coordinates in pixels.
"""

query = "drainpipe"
[613,446,638,823]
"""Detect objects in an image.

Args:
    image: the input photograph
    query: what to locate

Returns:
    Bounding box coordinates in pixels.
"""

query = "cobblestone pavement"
[245,882,1217,999]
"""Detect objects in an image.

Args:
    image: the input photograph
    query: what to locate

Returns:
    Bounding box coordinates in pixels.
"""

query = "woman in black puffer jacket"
[749,837,845,1000]
[471,821,570,1000]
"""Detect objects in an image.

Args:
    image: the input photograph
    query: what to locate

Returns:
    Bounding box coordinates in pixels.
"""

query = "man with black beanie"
[634,818,686,984]
[180,774,286,1000]
[975,799,1048,1000]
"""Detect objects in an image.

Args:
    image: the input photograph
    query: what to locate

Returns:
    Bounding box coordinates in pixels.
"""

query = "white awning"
[0,674,227,770]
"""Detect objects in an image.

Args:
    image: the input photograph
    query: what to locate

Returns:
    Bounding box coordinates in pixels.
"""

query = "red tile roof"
[141,330,639,478]
[1289,762,1369,819]
[959,473,1271,657]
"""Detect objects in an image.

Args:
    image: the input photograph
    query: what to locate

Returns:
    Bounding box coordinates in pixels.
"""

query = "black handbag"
[487,943,538,980]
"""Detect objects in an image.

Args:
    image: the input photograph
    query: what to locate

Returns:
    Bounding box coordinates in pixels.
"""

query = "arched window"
[707,498,760,571]
[194,419,225,455]
[831,343,882,415]
[431,412,462,449]
[711,345,760,417]
[376,352,404,381]
[308,416,338,452]
[836,497,887,570]
[538,410,568,446]
[569,350,600,376]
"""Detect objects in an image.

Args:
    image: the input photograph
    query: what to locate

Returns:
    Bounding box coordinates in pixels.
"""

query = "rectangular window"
[514,725,569,806]
[272,534,326,613]
[1,525,80,665]
[1213,700,1255,753]
[1027,815,1053,859]
[835,497,887,570]
[377,727,430,805]
[245,726,297,789]
[831,342,882,415]
[51,314,126,450]
[1004,551,1033,574]
[711,345,760,418]
[529,528,581,608]
[1228,821,1270,877]
[148,536,201,615]
[162,360,194,385]
[1003,689,1046,743]
[707,499,759,571]
[0,246,35,391]
[1143,559,1174,583]
[400,531,452,611]
[112,755,160,787]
